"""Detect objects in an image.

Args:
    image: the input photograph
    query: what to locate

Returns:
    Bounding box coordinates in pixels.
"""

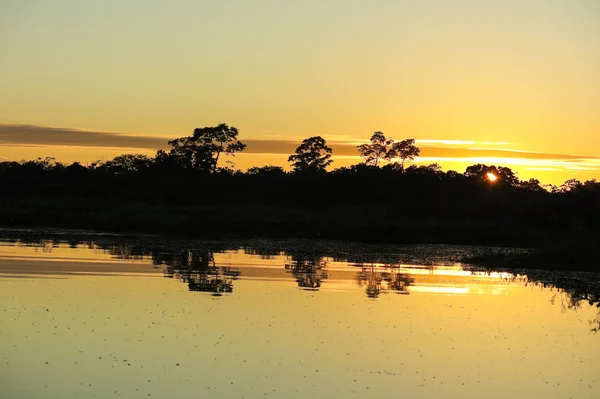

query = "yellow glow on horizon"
[2,143,598,185]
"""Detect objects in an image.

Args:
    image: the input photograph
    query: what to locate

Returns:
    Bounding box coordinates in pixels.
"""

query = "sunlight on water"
[0,237,598,399]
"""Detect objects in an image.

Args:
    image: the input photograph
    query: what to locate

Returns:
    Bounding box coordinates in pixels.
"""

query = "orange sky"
[1,1,599,185]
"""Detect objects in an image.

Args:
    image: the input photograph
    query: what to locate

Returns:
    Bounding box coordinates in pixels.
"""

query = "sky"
[1,0,599,184]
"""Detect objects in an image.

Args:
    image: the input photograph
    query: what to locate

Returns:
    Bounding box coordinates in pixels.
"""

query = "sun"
[487,172,498,182]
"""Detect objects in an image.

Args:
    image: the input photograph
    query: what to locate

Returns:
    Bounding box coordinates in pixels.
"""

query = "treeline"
[1,123,599,260]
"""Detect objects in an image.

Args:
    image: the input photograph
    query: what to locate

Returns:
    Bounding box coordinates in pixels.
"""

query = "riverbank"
[0,197,577,243]
[0,199,599,272]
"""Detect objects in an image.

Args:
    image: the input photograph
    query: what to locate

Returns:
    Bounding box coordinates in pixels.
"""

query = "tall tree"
[288,136,333,174]
[357,133,420,170]
[357,131,393,167]
[159,123,246,172]
[389,139,420,171]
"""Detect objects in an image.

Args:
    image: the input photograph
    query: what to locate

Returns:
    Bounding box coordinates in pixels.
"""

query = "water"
[0,234,599,398]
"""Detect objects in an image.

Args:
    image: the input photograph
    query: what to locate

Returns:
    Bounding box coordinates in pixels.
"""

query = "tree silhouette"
[158,123,246,172]
[518,178,544,192]
[465,164,518,186]
[357,133,420,169]
[357,131,393,167]
[99,154,153,173]
[560,179,583,193]
[288,136,333,174]
[23,157,62,171]
[247,165,287,177]
[403,163,443,177]
[496,166,519,186]
[389,138,420,171]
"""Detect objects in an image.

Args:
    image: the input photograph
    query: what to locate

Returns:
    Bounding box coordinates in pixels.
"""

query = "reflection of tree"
[106,244,148,261]
[591,311,600,334]
[154,250,241,296]
[243,247,281,260]
[5,235,600,330]
[538,278,600,334]
[470,267,600,333]
[355,265,383,298]
[383,268,414,294]
[543,279,600,334]
[354,263,414,298]
[285,254,328,290]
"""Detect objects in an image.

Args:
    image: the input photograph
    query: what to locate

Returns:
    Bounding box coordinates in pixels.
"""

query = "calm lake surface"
[1,234,599,399]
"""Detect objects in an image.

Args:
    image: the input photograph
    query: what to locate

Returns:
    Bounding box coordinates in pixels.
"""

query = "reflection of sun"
[487,172,497,182]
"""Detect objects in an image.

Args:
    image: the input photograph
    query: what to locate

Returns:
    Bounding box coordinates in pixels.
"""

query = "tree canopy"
[288,136,333,174]
[357,131,393,167]
[389,139,420,170]
[357,132,419,170]
[157,123,246,173]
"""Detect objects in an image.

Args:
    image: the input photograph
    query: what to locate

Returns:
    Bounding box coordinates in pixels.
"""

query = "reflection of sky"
[0,242,554,298]
[1,241,598,398]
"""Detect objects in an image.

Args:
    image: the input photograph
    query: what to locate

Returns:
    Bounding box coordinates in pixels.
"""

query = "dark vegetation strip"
[1,124,599,271]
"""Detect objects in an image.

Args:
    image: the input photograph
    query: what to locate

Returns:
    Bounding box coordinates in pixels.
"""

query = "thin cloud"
[416,139,512,146]
[0,143,47,148]
[0,124,169,150]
